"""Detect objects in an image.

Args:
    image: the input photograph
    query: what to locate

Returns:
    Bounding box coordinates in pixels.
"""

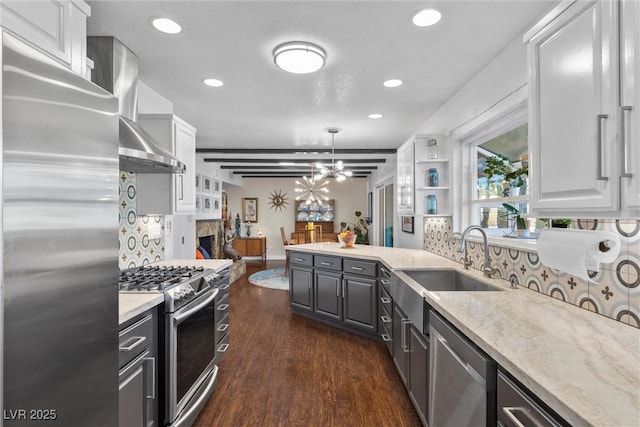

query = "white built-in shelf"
[471,195,529,205]
[416,186,450,191]
[420,213,452,217]
[416,159,451,165]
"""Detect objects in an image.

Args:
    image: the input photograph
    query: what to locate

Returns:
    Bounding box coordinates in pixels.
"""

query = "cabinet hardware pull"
[219,284,230,291]
[217,343,229,353]
[596,114,609,181]
[380,279,390,285]
[178,174,184,200]
[402,319,411,353]
[502,407,536,427]
[320,261,332,266]
[380,297,391,304]
[381,334,391,342]
[342,279,346,298]
[621,106,633,178]
[351,266,364,271]
[381,315,391,323]
[119,336,146,352]
[294,258,304,262]
[217,304,229,311]
[144,357,156,399]
[217,324,229,332]
[336,281,340,297]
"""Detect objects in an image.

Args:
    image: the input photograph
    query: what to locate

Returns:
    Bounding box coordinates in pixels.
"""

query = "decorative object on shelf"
[294,165,330,205]
[426,195,437,214]
[427,168,439,187]
[551,218,572,228]
[245,221,252,237]
[427,138,438,159]
[257,226,264,237]
[273,41,326,74]
[268,189,289,211]
[316,127,353,182]
[483,154,528,197]
[338,230,356,248]
[401,216,414,233]
[235,213,241,238]
[243,197,258,222]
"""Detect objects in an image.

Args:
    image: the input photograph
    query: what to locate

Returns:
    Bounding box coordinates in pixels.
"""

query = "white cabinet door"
[173,120,196,213]
[396,141,414,214]
[528,0,618,214]
[620,0,640,212]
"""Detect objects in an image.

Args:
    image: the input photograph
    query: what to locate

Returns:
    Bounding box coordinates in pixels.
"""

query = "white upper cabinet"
[396,140,414,215]
[620,0,640,211]
[525,0,639,217]
[136,114,196,215]
[0,0,91,79]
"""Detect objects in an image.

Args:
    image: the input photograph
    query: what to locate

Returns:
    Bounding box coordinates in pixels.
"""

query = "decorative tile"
[521,251,544,292]
[509,249,526,287]
[466,240,485,271]
[587,269,624,319]
[556,271,588,306]
[534,265,557,295]
[489,245,510,280]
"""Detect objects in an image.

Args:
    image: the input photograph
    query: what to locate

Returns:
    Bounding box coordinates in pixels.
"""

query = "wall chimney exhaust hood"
[87,36,185,174]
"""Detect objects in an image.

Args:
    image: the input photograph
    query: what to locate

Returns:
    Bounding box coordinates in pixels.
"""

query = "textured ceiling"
[87,1,555,176]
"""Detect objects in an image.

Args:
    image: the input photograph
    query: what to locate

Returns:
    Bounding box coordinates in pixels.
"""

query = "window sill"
[464,234,538,252]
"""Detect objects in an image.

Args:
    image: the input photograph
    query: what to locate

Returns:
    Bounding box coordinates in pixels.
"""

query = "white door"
[528,0,618,214]
[620,0,640,213]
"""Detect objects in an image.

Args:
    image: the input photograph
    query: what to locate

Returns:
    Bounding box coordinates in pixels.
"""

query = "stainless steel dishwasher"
[429,311,496,427]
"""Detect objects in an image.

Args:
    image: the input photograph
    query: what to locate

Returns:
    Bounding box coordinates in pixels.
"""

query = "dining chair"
[280,227,291,276]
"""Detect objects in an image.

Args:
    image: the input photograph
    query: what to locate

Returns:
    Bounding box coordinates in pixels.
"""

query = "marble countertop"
[119,293,163,325]
[287,243,640,426]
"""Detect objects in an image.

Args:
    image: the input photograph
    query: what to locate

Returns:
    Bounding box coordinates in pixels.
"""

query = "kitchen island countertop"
[286,242,640,427]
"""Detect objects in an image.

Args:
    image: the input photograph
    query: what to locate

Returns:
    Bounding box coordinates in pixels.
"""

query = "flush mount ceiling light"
[412,8,442,27]
[383,79,403,88]
[151,17,182,34]
[316,127,353,182]
[368,113,383,119]
[294,165,330,205]
[203,78,224,87]
[273,41,326,74]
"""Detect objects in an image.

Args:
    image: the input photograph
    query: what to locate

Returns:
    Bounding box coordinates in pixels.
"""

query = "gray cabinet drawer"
[290,251,313,267]
[216,312,229,345]
[344,258,378,277]
[216,292,229,319]
[314,255,342,271]
[379,286,392,317]
[216,332,230,363]
[119,314,153,369]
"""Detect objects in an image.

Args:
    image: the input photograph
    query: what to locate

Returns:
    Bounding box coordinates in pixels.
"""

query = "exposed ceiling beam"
[197,148,396,155]
[221,165,377,170]
[203,158,387,164]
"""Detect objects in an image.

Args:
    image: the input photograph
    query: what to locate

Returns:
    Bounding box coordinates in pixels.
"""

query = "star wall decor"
[268,189,289,212]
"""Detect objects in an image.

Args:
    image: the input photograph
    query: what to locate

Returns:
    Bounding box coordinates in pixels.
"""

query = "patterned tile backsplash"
[424,216,640,328]
[119,172,165,270]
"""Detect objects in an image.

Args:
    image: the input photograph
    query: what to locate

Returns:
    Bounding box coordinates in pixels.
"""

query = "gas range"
[119,265,220,312]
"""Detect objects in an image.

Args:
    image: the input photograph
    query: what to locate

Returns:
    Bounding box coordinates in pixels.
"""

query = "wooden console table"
[232,237,266,265]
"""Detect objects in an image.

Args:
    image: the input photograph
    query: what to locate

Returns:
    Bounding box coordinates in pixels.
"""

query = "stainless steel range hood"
[87,36,185,174]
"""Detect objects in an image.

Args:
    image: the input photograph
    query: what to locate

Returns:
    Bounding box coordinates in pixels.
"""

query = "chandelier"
[294,165,330,205]
[317,127,353,182]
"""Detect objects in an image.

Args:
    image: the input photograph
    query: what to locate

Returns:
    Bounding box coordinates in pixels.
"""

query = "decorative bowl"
[338,232,356,248]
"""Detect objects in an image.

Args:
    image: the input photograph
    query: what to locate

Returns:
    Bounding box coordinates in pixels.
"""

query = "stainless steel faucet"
[458,225,498,278]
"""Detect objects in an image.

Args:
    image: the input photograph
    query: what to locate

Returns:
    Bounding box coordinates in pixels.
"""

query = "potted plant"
[551,218,572,228]
[483,154,528,197]
[502,203,528,237]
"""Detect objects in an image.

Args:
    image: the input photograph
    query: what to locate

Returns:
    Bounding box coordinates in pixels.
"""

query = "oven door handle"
[174,289,218,323]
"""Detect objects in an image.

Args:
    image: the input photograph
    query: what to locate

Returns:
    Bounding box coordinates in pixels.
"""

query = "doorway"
[375,182,394,247]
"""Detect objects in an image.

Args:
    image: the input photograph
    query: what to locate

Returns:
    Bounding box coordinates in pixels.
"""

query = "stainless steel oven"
[119,265,223,427]
[166,284,219,427]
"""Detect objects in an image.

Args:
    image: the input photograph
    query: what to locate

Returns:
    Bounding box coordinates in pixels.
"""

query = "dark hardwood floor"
[194,260,422,427]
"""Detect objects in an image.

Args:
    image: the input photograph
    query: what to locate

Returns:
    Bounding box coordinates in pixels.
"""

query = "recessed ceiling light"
[412,8,442,27]
[368,113,383,119]
[273,41,326,74]
[383,79,403,88]
[151,17,182,34]
[203,78,224,87]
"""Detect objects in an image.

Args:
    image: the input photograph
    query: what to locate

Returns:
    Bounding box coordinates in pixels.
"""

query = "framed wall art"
[195,173,201,192]
[401,215,414,233]
[203,196,212,213]
[203,175,212,193]
[242,197,258,222]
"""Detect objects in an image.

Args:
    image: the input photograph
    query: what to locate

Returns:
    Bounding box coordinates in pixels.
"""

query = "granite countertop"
[118,259,233,325]
[287,243,640,426]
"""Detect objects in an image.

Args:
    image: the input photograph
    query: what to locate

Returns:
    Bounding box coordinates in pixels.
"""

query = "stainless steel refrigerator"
[1,30,119,426]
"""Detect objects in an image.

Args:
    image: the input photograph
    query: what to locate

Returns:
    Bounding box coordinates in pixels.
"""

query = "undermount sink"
[398,269,504,292]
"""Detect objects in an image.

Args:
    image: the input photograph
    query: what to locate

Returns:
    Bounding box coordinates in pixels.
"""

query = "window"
[461,105,535,237]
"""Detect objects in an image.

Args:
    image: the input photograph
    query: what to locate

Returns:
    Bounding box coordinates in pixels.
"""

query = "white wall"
[226,177,368,259]
[138,81,174,114]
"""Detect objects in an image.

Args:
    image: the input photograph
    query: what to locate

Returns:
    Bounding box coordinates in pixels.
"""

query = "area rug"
[248,268,289,291]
